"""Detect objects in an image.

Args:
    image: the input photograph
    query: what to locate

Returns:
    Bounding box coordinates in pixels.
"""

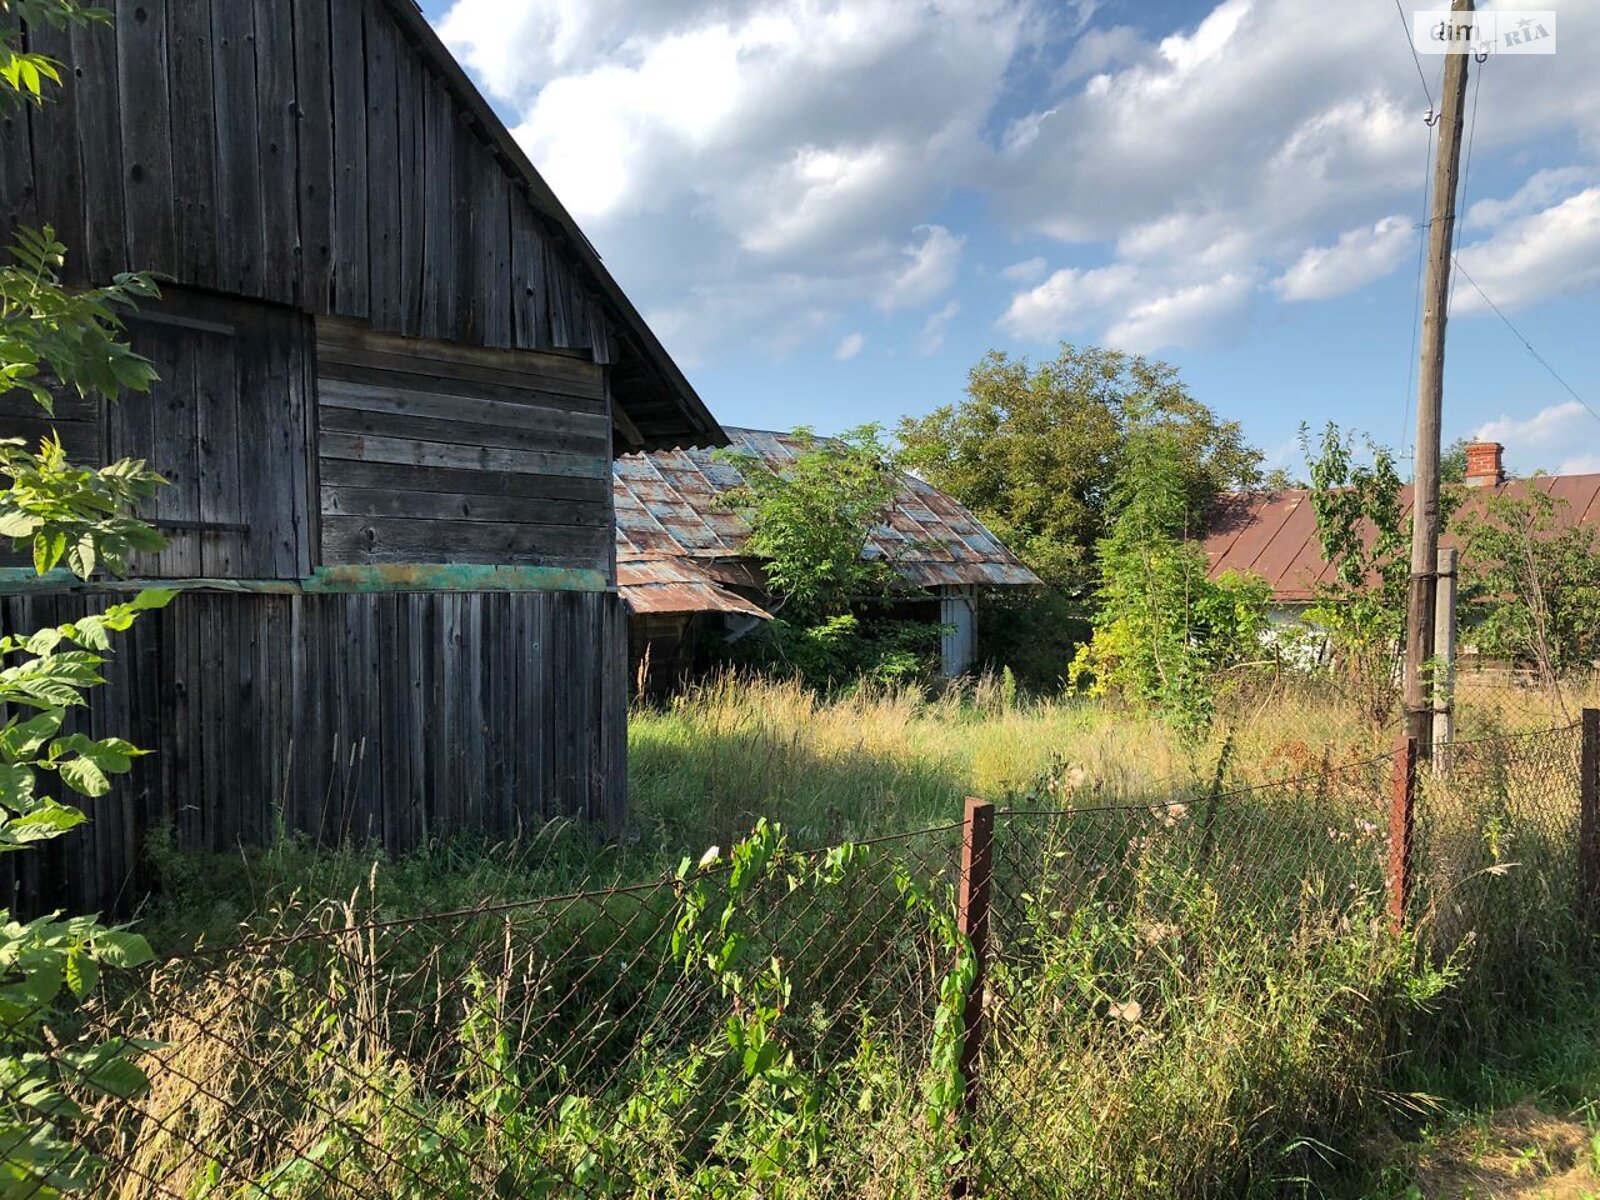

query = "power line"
[1451,258,1600,428]
[1447,56,1484,315]
[1392,0,1435,114]
[1400,119,1434,460]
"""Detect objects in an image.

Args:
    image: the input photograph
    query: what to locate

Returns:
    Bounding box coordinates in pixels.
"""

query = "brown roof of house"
[613,429,1042,605]
[616,555,771,618]
[1202,474,1600,602]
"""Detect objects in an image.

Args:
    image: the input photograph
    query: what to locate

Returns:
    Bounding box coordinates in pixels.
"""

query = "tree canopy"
[896,344,1260,596]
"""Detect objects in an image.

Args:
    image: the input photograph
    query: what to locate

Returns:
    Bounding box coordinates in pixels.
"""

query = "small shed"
[0,0,722,909]
[613,428,1040,688]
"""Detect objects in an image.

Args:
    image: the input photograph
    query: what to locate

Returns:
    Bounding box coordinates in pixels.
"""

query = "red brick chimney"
[1463,441,1505,488]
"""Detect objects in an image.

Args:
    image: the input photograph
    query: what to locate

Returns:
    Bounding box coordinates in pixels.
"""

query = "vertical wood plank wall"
[14,0,608,366]
[0,590,629,914]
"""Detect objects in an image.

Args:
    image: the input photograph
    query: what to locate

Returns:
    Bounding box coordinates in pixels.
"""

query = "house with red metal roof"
[1201,442,1600,613]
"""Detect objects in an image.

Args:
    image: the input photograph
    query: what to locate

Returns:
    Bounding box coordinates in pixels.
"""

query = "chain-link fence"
[9,718,1597,1199]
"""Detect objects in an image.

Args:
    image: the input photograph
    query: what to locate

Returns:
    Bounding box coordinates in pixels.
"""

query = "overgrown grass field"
[111,674,1600,1198]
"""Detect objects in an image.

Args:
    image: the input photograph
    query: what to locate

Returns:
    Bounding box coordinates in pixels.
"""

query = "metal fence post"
[1387,735,1418,934]
[1580,709,1600,931]
[951,796,994,1199]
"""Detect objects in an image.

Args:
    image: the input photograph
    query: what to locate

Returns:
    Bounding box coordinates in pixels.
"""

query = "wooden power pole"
[1404,0,1474,751]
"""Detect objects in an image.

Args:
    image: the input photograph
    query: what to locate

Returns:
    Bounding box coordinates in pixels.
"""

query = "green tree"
[0,4,172,1192]
[714,427,941,687]
[1069,421,1270,742]
[1299,424,1409,726]
[897,344,1261,596]
[1440,437,1470,485]
[717,426,899,622]
[1457,488,1600,693]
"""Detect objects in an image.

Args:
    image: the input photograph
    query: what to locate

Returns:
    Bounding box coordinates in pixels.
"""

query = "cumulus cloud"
[435,0,1600,360]
[1103,271,1257,352]
[1465,166,1596,230]
[1273,215,1413,301]
[998,264,1255,352]
[1559,452,1600,475]
[985,0,1600,347]
[1475,400,1591,450]
[438,0,1026,359]
[999,264,1138,342]
[1454,188,1600,315]
[834,331,867,360]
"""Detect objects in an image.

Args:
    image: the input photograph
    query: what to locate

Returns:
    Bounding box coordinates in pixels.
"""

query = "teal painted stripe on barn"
[0,564,610,595]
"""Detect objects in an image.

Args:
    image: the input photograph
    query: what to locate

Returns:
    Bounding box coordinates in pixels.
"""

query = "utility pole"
[1404,0,1474,751]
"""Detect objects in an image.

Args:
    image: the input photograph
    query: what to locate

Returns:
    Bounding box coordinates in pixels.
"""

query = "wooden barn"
[0,0,723,909]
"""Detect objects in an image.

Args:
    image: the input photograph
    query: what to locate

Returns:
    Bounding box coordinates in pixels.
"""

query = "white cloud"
[999,256,1048,283]
[1054,24,1146,86]
[1473,401,1600,475]
[1454,188,1600,315]
[983,0,1600,348]
[1273,215,1413,301]
[435,0,1600,361]
[998,264,1139,342]
[998,263,1255,352]
[1104,271,1257,352]
[438,0,1027,359]
[918,300,960,355]
[877,225,964,310]
[1465,166,1596,230]
[834,331,867,360]
[1474,400,1591,451]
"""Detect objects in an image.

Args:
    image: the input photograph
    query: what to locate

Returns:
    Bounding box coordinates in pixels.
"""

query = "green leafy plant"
[1070,421,1271,741]
[1457,487,1600,695]
[0,5,173,1191]
[1300,424,1411,727]
[714,426,945,687]
[0,225,165,577]
[0,2,106,109]
[897,343,1261,598]
[716,425,900,622]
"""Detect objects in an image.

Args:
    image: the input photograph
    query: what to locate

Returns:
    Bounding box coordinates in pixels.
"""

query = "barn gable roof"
[1201,473,1600,602]
[379,1,721,452]
[614,428,1041,615]
[6,0,720,453]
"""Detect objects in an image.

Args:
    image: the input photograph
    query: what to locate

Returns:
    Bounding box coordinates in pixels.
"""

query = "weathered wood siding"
[0,290,316,580]
[0,589,629,914]
[10,0,609,362]
[316,321,614,574]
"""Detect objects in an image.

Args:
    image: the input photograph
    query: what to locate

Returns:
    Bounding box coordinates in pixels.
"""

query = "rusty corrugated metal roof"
[617,555,772,618]
[1202,474,1600,602]
[614,428,1042,595]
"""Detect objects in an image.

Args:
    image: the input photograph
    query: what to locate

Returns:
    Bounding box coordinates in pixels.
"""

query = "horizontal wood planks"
[14,0,613,363]
[316,322,614,574]
[0,588,628,914]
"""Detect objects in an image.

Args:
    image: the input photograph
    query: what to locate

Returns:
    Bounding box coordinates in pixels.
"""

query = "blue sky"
[424,0,1600,478]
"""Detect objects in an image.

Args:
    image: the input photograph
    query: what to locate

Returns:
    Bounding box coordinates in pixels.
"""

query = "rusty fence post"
[1387,735,1418,934]
[950,796,994,1199]
[1580,709,1600,931]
